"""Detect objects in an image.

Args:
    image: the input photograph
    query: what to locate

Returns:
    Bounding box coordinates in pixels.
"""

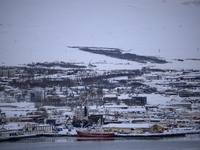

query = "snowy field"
[0,0,200,70]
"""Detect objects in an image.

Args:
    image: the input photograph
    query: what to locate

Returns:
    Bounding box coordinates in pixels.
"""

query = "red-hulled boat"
[76,130,115,137]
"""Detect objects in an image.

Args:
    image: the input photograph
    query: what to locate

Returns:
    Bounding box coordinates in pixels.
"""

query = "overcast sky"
[0,0,200,66]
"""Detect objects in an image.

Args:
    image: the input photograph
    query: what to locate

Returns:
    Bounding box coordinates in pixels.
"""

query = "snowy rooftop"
[0,102,36,118]
[103,123,153,129]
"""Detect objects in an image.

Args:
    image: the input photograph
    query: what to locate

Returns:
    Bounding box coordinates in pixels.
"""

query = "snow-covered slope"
[0,0,200,70]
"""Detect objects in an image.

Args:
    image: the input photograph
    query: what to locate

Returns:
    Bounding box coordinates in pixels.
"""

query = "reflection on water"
[10,136,77,143]
[76,137,115,142]
[1,134,200,150]
[5,134,200,143]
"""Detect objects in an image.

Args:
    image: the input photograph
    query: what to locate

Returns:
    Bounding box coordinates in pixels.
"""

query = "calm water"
[1,134,200,150]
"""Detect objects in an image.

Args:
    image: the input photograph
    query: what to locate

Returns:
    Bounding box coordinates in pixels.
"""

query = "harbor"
[1,134,200,150]
[1,123,200,141]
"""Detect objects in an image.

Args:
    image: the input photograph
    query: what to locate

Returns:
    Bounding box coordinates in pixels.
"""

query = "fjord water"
[1,134,200,150]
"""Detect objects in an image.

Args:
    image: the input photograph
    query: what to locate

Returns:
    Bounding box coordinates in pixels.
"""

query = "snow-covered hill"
[0,0,200,70]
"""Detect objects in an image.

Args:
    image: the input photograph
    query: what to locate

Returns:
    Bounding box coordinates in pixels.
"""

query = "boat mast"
[81,88,91,119]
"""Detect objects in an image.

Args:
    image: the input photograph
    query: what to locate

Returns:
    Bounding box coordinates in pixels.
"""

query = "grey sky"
[0,0,200,65]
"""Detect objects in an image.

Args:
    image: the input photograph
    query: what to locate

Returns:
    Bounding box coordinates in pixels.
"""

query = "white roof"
[104,103,128,108]
[103,123,152,129]
[103,94,117,98]
[118,94,131,100]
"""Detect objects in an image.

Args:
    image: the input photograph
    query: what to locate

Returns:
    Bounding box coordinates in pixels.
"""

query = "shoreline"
[2,131,200,142]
